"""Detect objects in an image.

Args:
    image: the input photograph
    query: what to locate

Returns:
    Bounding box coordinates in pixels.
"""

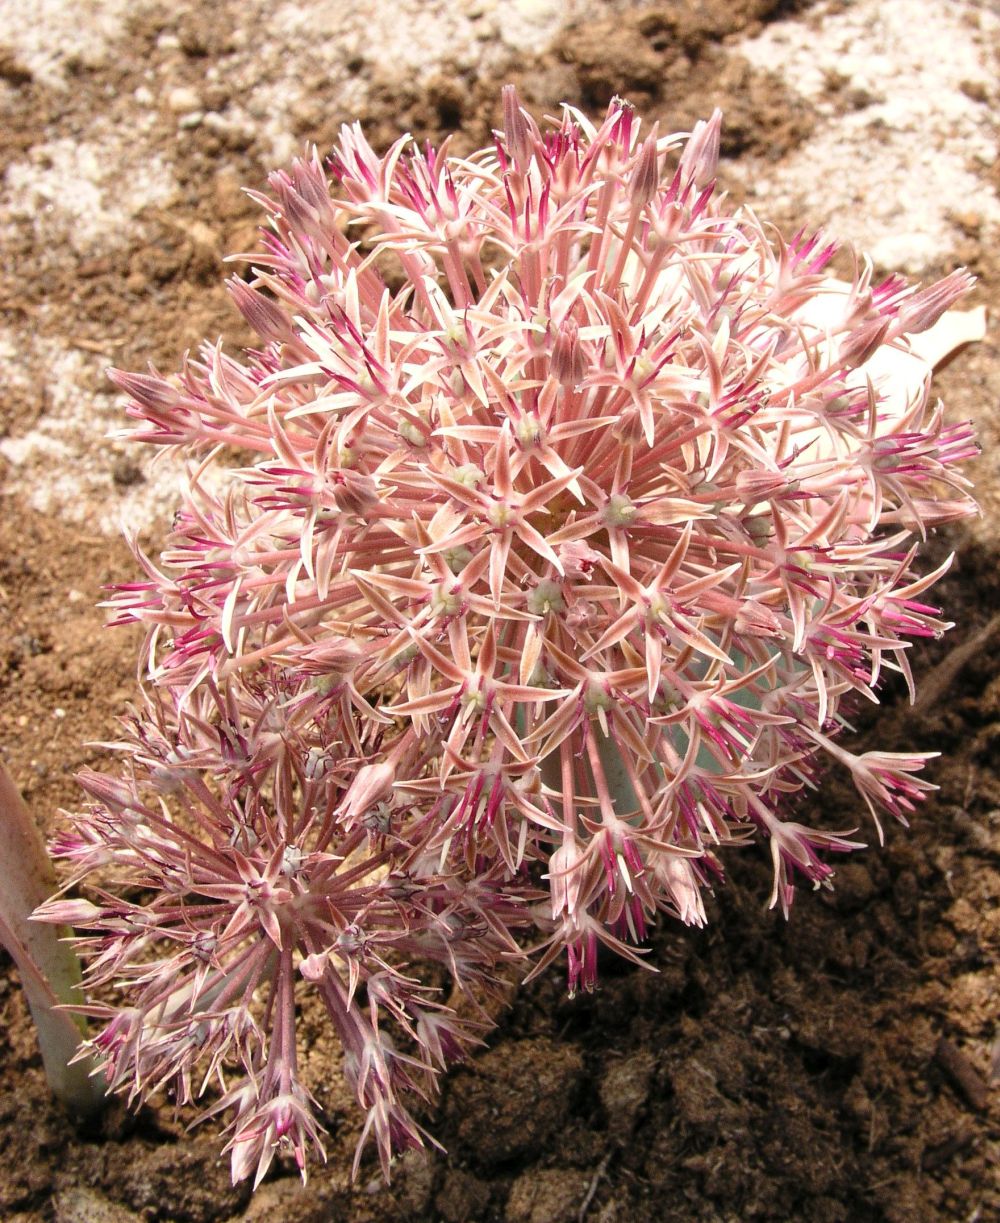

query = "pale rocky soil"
[2,0,997,534]
[0,2,997,1221]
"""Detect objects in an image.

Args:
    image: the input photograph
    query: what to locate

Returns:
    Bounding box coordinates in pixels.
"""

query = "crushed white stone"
[221,0,627,167]
[0,0,153,88]
[0,329,191,535]
[736,0,999,272]
[166,86,202,114]
[2,133,176,256]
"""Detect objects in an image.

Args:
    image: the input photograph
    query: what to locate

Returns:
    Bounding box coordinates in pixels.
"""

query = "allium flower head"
[41,88,976,1184]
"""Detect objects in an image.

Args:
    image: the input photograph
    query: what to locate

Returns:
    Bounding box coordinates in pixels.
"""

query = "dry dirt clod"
[935,1037,991,1113]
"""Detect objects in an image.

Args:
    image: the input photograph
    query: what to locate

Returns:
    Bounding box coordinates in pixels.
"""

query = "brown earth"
[0,2,997,1220]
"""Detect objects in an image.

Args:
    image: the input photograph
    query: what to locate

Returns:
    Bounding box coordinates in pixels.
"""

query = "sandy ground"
[0,2,997,1221]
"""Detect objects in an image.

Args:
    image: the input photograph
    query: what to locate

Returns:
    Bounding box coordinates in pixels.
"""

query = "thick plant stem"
[0,760,105,1115]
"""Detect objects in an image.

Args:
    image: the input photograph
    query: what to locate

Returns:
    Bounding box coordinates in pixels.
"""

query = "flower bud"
[107,367,180,411]
[550,318,587,387]
[33,898,105,926]
[839,317,891,369]
[678,108,721,189]
[897,268,975,334]
[227,278,293,344]
[338,761,395,827]
[547,839,586,920]
[329,470,378,517]
[629,129,660,207]
[502,84,532,167]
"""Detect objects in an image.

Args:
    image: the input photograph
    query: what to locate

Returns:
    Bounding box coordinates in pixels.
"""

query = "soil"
[0,2,997,1220]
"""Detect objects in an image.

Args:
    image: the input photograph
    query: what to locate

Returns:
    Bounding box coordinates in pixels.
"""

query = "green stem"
[0,760,105,1115]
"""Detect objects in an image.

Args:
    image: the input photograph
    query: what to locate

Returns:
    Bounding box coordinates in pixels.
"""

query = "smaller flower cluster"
[44,686,529,1184]
[39,89,976,1184]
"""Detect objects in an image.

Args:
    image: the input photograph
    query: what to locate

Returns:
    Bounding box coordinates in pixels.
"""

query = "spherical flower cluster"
[40,89,976,1184]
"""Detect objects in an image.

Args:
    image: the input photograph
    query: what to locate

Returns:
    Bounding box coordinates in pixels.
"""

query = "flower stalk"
[0,759,104,1113]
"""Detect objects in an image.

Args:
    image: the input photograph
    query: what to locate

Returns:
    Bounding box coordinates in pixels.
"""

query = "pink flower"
[809,733,939,841]
[56,87,976,1183]
[759,808,865,919]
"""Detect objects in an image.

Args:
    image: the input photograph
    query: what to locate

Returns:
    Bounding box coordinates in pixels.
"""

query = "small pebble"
[167,85,201,113]
[950,210,982,235]
[959,78,988,104]
[111,458,143,488]
[936,1037,989,1113]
